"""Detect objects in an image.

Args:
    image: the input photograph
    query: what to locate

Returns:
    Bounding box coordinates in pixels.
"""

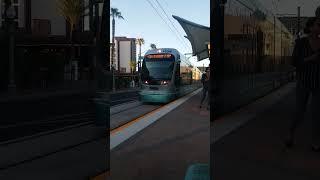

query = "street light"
[6,5,16,93]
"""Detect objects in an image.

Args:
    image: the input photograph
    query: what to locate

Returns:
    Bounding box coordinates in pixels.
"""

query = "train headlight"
[144,80,149,84]
[161,81,169,85]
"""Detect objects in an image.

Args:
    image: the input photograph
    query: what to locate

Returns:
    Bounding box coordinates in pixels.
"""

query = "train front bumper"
[139,91,176,103]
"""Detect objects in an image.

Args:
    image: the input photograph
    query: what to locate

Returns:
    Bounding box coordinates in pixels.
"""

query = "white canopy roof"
[173,15,210,61]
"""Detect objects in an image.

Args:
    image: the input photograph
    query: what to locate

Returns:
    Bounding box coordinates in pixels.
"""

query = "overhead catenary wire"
[144,0,190,53]
[311,0,320,14]
[162,0,209,64]
[272,0,280,14]
[153,0,192,52]
[149,0,190,53]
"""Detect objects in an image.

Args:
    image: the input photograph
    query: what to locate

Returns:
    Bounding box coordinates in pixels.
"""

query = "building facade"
[0,0,102,93]
[1,0,101,34]
[112,36,136,74]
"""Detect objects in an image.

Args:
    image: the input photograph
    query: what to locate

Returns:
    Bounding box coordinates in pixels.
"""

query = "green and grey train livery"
[139,48,201,103]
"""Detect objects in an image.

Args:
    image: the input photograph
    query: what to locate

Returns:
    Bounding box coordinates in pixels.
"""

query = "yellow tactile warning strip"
[109,88,202,149]
[110,105,164,135]
[110,88,202,137]
[91,171,109,180]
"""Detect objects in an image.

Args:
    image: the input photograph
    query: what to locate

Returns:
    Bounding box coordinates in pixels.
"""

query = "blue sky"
[110,0,210,67]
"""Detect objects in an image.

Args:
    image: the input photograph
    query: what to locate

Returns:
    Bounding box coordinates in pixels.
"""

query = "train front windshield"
[141,54,175,81]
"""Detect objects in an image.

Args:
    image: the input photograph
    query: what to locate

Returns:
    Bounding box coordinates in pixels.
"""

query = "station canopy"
[173,15,210,61]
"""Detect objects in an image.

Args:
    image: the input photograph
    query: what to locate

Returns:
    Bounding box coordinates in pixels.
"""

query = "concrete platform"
[213,82,296,143]
[213,82,320,180]
[110,88,210,180]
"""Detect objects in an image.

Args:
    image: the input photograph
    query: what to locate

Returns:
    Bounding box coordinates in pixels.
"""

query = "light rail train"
[139,48,201,103]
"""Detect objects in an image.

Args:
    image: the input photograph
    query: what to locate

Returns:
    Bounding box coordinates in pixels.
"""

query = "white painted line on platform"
[110,88,202,150]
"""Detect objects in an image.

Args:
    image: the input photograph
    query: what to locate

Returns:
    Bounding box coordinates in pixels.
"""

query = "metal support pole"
[297,6,301,37]
[274,16,276,72]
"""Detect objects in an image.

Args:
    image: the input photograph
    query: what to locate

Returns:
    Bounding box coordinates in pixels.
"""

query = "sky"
[260,0,320,16]
[110,0,210,67]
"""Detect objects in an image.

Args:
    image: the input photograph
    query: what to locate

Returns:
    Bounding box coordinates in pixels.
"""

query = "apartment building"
[112,36,136,74]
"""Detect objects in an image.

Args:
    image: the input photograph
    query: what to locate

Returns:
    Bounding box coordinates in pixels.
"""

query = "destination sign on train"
[146,54,172,59]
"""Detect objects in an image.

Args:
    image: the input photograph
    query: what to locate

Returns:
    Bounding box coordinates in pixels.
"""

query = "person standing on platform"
[200,67,210,110]
[286,15,320,151]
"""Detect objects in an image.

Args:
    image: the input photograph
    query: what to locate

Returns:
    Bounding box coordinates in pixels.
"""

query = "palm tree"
[56,0,85,42]
[110,8,124,71]
[56,0,85,81]
[150,43,157,49]
[129,60,137,74]
[136,38,145,72]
